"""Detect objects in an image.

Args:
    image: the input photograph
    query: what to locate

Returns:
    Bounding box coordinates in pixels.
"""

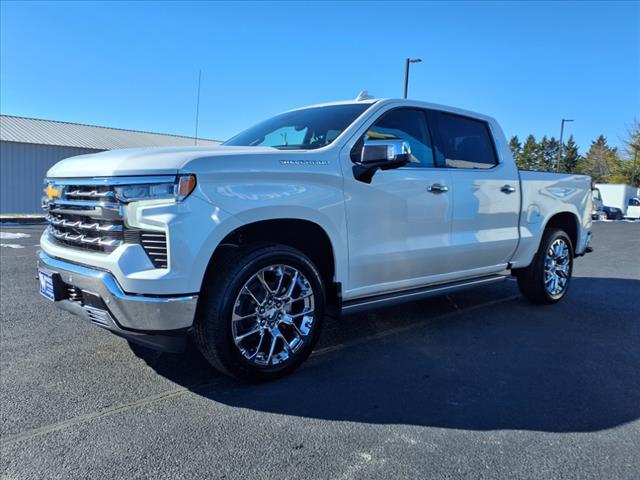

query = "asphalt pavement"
[1,223,639,480]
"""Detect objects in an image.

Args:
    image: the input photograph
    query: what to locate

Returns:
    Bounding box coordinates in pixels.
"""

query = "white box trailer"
[595,183,640,219]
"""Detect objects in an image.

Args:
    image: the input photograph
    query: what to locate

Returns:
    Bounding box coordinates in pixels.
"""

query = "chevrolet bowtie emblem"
[46,184,61,201]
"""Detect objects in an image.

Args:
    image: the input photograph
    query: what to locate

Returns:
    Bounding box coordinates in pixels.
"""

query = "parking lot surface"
[1,223,639,480]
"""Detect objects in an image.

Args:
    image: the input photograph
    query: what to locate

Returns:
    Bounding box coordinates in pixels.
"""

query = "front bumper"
[38,251,198,352]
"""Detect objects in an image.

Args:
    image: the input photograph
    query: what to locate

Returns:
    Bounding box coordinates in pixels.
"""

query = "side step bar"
[341,274,507,315]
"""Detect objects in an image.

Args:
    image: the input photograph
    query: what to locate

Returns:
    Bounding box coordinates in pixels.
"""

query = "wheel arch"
[201,217,342,307]
[543,211,580,254]
[512,208,582,271]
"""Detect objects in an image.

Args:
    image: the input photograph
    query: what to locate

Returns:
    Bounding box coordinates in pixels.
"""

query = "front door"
[341,108,454,299]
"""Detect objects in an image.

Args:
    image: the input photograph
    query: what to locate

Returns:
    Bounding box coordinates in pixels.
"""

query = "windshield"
[224,103,372,150]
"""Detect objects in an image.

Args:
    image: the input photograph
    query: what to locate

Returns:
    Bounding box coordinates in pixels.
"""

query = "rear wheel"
[515,228,573,304]
[195,244,325,381]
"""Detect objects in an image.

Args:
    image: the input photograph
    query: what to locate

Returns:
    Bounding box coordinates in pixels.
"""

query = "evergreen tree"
[509,136,522,166]
[520,135,539,170]
[561,135,581,173]
[539,136,560,171]
[538,136,550,171]
[578,135,619,183]
[612,120,640,186]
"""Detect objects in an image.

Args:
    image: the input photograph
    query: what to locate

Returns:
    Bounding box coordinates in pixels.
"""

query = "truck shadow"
[130,276,640,433]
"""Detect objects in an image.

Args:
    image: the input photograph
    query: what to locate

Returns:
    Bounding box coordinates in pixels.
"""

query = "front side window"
[366,109,434,168]
[224,104,371,150]
[592,189,602,202]
[431,112,498,169]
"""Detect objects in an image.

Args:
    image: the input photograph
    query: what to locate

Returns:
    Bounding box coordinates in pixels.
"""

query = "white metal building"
[0,115,220,214]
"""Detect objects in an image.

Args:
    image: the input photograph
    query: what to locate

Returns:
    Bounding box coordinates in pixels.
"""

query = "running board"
[341,274,507,315]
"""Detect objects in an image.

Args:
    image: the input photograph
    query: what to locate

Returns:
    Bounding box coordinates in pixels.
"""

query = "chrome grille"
[65,188,115,201]
[46,217,124,252]
[43,178,169,268]
[47,215,122,232]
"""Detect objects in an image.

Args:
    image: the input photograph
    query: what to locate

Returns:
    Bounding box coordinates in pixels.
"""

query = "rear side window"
[431,112,498,169]
[366,109,434,168]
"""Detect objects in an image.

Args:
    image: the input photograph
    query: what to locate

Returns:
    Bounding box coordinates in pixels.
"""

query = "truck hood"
[46,145,278,178]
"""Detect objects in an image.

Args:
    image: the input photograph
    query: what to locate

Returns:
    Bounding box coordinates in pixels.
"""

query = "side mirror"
[353,139,412,183]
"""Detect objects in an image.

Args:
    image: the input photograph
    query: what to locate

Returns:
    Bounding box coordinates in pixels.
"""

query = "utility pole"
[556,118,574,172]
[403,58,422,99]
[194,69,202,146]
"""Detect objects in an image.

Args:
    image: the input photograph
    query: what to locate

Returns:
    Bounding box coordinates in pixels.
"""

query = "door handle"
[501,185,516,194]
[427,183,449,194]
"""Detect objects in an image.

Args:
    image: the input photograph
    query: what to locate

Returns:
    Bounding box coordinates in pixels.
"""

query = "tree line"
[509,120,639,186]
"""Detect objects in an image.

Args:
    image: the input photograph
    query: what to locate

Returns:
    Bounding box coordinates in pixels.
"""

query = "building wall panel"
[0,141,102,214]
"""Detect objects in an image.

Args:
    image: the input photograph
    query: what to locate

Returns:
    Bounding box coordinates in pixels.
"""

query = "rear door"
[427,110,520,274]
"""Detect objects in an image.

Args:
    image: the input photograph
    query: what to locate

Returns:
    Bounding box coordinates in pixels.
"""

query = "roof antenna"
[194,69,202,145]
[355,90,374,101]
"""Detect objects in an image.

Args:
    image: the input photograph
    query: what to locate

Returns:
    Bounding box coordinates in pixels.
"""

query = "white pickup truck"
[38,97,593,380]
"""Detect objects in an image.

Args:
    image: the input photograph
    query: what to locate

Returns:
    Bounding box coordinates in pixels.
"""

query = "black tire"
[194,243,325,382]
[515,228,573,304]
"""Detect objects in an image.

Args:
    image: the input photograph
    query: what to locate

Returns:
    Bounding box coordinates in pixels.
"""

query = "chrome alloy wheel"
[231,265,315,366]
[544,238,571,297]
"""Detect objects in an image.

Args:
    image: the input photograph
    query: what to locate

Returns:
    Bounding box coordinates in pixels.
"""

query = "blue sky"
[1,1,638,152]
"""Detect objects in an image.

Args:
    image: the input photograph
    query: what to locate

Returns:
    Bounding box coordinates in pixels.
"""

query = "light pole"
[556,118,574,172]
[403,58,422,99]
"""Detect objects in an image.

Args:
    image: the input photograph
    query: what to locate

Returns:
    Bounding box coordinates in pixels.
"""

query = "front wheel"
[515,228,573,304]
[195,244,325,381]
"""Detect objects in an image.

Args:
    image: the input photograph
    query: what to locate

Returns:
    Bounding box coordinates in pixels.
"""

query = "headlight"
[114,175,197,203]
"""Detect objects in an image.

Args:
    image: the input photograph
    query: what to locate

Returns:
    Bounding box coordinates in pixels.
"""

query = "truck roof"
[287,98,496,124]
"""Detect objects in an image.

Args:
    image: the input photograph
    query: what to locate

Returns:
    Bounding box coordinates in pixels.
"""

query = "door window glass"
[432,112,498,169]
[366,109,434,168]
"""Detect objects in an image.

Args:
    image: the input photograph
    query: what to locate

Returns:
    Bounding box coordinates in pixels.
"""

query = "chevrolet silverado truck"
[38,97,593,381]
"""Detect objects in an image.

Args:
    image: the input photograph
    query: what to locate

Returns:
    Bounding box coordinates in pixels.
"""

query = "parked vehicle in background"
[592,187,606,220]
[37,96,594,381]
[595,183,640,219]
[602,205,624,220]
[627,197,640,219]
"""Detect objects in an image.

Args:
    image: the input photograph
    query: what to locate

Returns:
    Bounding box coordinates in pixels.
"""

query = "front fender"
[192,173,348,292]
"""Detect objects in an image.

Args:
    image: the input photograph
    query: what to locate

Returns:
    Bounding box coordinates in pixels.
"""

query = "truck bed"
[513,171,592,268]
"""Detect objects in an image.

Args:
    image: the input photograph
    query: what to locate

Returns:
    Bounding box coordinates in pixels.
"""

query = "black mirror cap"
[352,157,409,183]
[379,154,411,169]
[351,138,412,183]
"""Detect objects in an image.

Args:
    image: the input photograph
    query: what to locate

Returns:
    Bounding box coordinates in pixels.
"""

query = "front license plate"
[38,268,57,301]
